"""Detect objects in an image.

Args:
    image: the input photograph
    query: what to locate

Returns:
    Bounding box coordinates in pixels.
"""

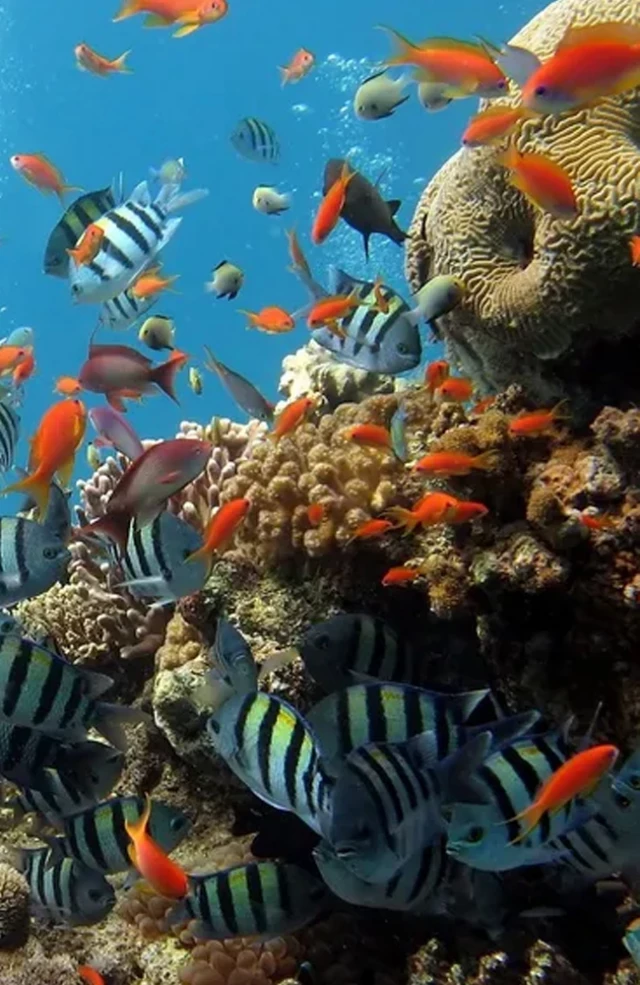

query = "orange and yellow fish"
[425,359,450,393]
[437,377,474,403]
[307,502,326,526]
[386,491,458,533]
[78,967,106,985]
[279,48,315,85]
[270,396,316,441]
[67,223,105,267]
[470,395,497,416]
[240,306,295,334]
[114,0,227,37]
[413,450,496,476]
[172,0,228,38]
[131,267,179,299]
[10,153,81,204]
[498,148,577,219]
[372,276,390,314]
[0,346,29,377]
[55,376,84,396]
[345,423,393,452]
[13,348,35,386]
[381,566,423,587]
[462,106,530,147]
[347,518,394,543]
[125,794,189,898]
[75,42,132,76]
[509,402,566,437]
[187,498,250,567]
[312,161,354,245]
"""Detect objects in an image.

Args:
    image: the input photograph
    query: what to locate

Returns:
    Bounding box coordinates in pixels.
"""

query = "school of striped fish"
[2,3,640,977]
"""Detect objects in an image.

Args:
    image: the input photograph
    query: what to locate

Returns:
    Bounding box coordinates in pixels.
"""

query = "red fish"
[345,423,393,451]
[509,402,566,436]
[470,395,497,415]
[386,491,457,533]
[312,161,354,245]
[78,343,188,411]
[279,48,315,85]
[125,794,189,898]
[10,153,81,203]
[443,498,488,524]
[187,498,250,565]
[425,359,450,393]
[498,148,577,219]
[578,511,615,531]
[347,518,394,542]
[78,968,106,985]
[75,42,132,76]
[630,235,640,266]
[382,28,508,98]
[80,438,212,550]
[270,396,316,441]
[508,744,619,845]
[381,566,422,587]
[413,450,496,476]
[240,306,295,334]
[462,106,530,147]
[307,503,325,526]
[437,377,474,402]
[13,347,35,386]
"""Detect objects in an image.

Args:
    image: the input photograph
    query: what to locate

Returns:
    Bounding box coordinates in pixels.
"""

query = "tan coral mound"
[406,0,640,401]
[0,863,29,950]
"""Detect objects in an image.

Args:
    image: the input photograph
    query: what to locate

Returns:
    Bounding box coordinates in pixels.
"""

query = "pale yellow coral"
[406,0,640,400]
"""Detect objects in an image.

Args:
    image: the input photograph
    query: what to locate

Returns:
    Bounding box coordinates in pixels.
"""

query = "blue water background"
[0,0,541,497]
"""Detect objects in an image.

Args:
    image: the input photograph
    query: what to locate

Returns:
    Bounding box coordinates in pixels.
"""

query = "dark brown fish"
[322,159,407,260]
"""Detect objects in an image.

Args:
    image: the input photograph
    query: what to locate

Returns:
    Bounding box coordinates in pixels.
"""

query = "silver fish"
[0,724,120,795]
[115,510,209,603]
[204,346,274,423]
[14,847,115,925]
[205,261,244,300]
[0,398,19,473]
[100,287,156,330]
[211,618,258,695]
[0,514,70,605]
[231,118,280,164]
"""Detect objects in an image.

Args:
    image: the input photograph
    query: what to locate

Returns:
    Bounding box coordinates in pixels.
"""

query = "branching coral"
[279,340,398,410]
[405,0,640,405]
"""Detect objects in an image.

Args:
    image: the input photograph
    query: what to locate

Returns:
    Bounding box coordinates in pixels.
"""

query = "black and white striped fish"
[99,285,156,329]
[230,117,280,163]
[114,510,209,603]
[44,182,119,279]
[0,513,70,606]
[69,179,208,305]
[13,847,115,925]
[206,691,333,834]
[0,398,19,473]
[167,861,327,941]
[46,795,191,875]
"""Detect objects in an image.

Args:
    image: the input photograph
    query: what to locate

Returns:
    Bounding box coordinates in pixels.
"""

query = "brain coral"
[406,0,640,405]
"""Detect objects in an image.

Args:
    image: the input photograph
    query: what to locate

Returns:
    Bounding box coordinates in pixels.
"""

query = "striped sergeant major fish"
[230,117,280,164]
[99,285,156,330]
[307,682,505,775]
[12,847,115,925]
[114,510,209,603]
[293,265,421,375]
[167,861,327,941]
[0,633,146,748]
[0,399,19,473]
[211,618,258,695]
[314,837,450,913]
[328,713,540,882]
[43,178,122,279]
[0,514,70,606]
[206,692,333,835]
[445,725,594,872]
[299,613,418,693]
[69,179,208,305]
[46,795,191,875]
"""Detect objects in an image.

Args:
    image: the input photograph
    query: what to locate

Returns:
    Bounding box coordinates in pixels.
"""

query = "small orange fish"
[443,498,488,524]
[78,967,106,985]
[125,794,189,898]
[348,518,394,542]
[312,160,354,245]
[13,348,35,386]
[307,293,361,338]
[172,0,228,38]
[131,267,179,299]
[498,148,577,219]
[279,47,315,85]
[345,423,392,451]
[186,498,250,566]
[286,227,311,278]
[381,566,423,587]
[413,450,496,476]
[382,28,508,98]
[270,396,316,441]
[437,377,474,403]
[509,402,567,437]
[55,375,83,396]
[630,235,640,266]
[579,511,615,531]
[3,398,86,514]
[75,42,132,76]
[462,106,530,147]
[0,346,28,377]
[307,502,325,526]
[373,276,390,314]
[240,306,295,334]
[507,744,619,845]
[386,491,458,533]
[10,153,81,203]
[67,223,105,267]
[470,395,497,416]
[425,359,450,393]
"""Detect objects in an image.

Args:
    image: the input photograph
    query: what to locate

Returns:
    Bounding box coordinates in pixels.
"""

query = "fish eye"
[171,816,187,832]
[628,774,640,790]
[396,343,410,355]
[71,284,81,295]
[313,633,331,651]
[209,718,221,734]
[43,547,59,559]
[534,85,547,97]
[87,888,104,902]
[614,791,632,810]
[466,825,485,844]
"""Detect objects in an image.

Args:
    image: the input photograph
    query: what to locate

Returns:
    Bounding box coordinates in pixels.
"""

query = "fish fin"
[162,187,209,215]
[278,65,289,86]
[43,837,65,868]
[557,21,640,51]
[56,455,76,490]
[107,392,128,413]
[134,502,164,529]
[115,575,172,598]
[462,710,541,754]
[113,0,141,19]
[184,543,213,566]
[165,899,189,926]
[3,470,51,517]
[437,732,495,805]
[386,199,401,216]
[92,702,150,751]
[331,266,358,295]
[74,666,114,700]
[79,512,131,552]
[143,13,172,26]
[228,290,238,300]
[148,349,188,403]
[113,50,133,73]
[173,22,200,38]
[362,233,370,261]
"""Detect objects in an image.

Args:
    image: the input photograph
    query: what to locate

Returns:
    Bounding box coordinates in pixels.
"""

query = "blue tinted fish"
[231,118,280,164]
[204,345,274,423]
[99,286,156,330]
[115,510,209,602]
[212,618,258,695]
[14,847,115,925]
[389,402,409,463]
[624,918,640,970]
[0,722,121,795]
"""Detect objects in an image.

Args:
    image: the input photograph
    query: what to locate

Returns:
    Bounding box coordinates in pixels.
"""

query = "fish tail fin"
[506,808,542,846]
[124,791,151,843]
[114,50,133,72]
[61,184,84,198]
[93,702,151,751]
[278,65,289,86]
[149,349,188,403]
[3,469,51,517]
[162,186,209,214]
[378,24,417,65]
[474,450,500,471]
[113,0,141,20]
[77,512,131,553]
[238,309,258,328]
[173,22,200,38]
[185,543,214,566]
[384,506,418,533]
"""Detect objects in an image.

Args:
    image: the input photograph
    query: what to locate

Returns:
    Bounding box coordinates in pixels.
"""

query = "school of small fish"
[1,5,640,977]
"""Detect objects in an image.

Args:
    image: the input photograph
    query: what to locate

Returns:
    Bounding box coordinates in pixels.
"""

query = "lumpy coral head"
[406,0,640,405]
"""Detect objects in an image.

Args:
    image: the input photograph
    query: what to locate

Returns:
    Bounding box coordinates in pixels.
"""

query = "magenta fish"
[78,343,188,412]
[80,438,212,550]
[89,406,144,462]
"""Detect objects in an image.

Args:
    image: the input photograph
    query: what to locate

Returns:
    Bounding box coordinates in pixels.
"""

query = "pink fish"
[78,343,188,412]
[88,406,144,462]
[79,438,212,550]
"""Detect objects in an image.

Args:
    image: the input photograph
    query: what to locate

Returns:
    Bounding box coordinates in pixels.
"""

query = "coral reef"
[279,340,398,410]
[405,0,640,407]
[0,862,29,950]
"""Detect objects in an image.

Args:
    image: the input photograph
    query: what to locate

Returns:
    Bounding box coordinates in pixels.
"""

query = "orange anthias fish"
[270,396,316,440]
[172,0,229,38]
[114,0,212,25]
[629,235,640,266]
[470,395,497,415]
[307,502,325,526]
[386,491,458,533]
[0,346,28,377]
[425,359,450,393]
[3,398,86,514]
[78,968,106,985]
[312,161,355,245]
[125,794,189,898]
[509,402,566,437]
[74,42,132,76]
[55,375,84,396]
[498,148,577,219]
[67,223,105,267]
[10,153,81,204]
[131,267,179,299]
[279,48,315,85]
[348,518,394,543]
[444,498,489,524]
[437,377,474,403]
[413,450,496,476]
[507,744,619,845]
[13,348,35,386]
[462,106,531,147]
[381,566,423,587]
[381,27,508,98]
[186,498,250,565]
[240,306,295,334]
[521,22,640,115]
[345,423,393,452]
[579,511,616,531]
[373,276,390,314]
[286,228,311,278]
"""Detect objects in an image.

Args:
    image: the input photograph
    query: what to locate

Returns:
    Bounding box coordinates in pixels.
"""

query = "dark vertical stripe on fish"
[246,862,267,934]
[573,824,610,864]
[477,764,520,844]
[382,746,419,811]
[4,725,30,771]
[15,518,29,588]
[357,746,404,826]
[67,821,81,864]
[36,851,47,904]
[346,616,361,673]
[102,236,135,270]
[4,638,31,718]
[52,862,65,911]
[404,687,423,741]
[365,684,386,744]
[336,690,351,758]
[283,719,305,809]
[217,869,239,935]
[368,621,388,679]
[83,810,108,871]
[257,698,280,796]
[132,526,152,577]
[502,744,552,843]
[349,756,395,852]
[112,798,130,865]
[68,862,80,916]
[33,655,63,727]
[197,879,212,927]
[558,832,592,869]
[151,517,172,582]
[60,675,84,730]
[275,861,292,915]
[407,846,433,904]
[433,697,448,761]
[233,695,253,762]
[127,203,163,240]
[108,211,152,255]
[87,261,109,282]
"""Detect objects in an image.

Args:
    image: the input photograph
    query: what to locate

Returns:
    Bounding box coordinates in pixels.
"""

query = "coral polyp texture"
[405,0,640,406]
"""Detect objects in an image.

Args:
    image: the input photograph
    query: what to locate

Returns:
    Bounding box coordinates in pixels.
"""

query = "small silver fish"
[252,186,291,215]
[150,157,187,185]
[416,81,453,112]
[354,71,410,120]
[116,510,209,603]
[205,261,244,300]
[14,847,115,926]
[204,345,274,423]
[212,618,258,695]
[189,366,203,395]
[138,314,175,351]
[414,275,466,327]
[87,442,101,471]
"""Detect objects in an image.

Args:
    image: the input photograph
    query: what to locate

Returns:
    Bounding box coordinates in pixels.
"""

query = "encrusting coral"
[405,0,640,406]
[279,340,398,410]
[0,862,30,950]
